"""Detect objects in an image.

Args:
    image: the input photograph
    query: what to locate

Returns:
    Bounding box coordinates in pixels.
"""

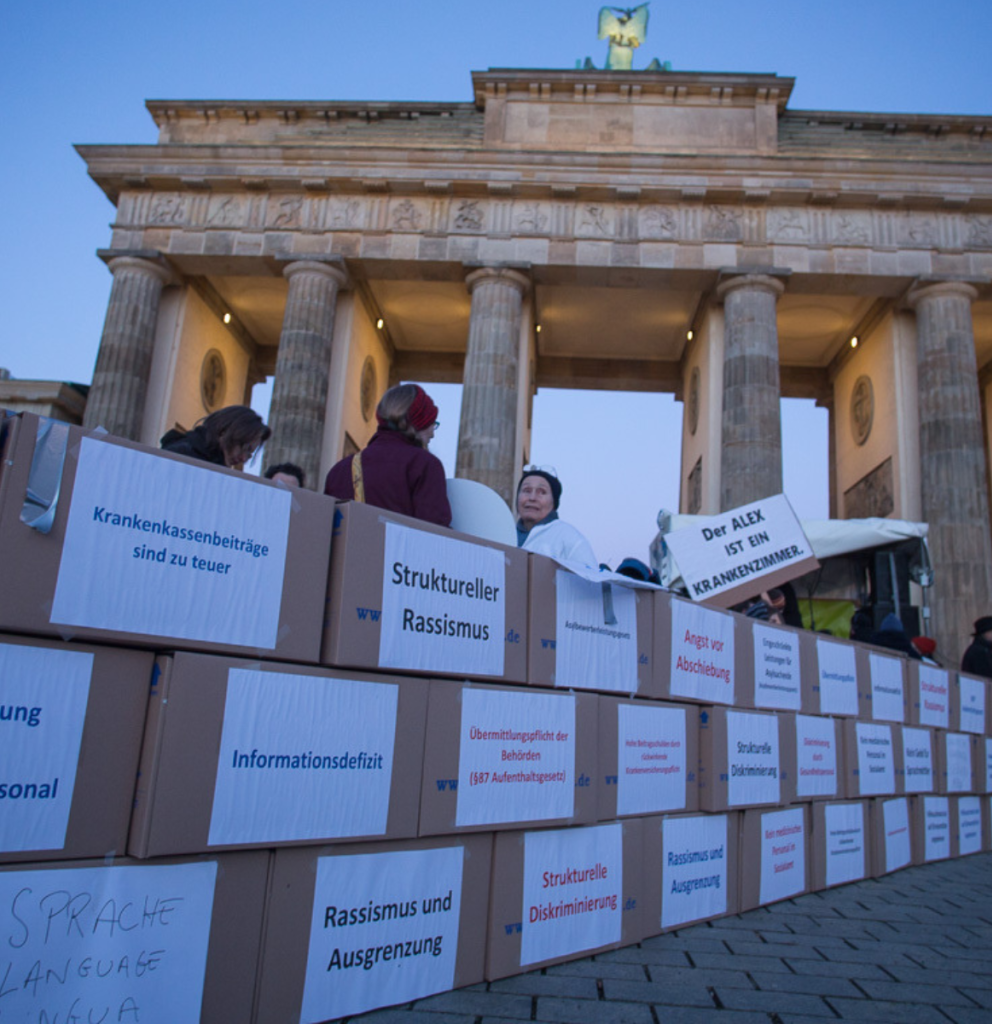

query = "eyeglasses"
[523,463,558,478]
[432,421,440,431]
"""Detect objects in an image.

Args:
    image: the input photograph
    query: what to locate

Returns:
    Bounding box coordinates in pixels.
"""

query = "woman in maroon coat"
[323,384,452,527]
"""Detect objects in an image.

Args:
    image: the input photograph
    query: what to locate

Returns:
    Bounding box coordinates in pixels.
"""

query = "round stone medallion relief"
[360,357,377,422]
[850,375,874,446]
[200,349,227,413]
[688,366,701,436]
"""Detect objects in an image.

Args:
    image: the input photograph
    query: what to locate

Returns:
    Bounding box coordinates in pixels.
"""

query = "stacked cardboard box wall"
[0,411,989,1024]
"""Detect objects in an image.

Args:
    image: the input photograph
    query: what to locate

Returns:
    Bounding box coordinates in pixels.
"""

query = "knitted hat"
[912,635,936,656]
[516,469,562,510]
[378,385,438,432]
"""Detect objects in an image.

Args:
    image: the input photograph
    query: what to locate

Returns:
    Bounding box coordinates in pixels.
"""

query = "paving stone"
[754,928,848,946]
[349,1010,473,1024]
[882,965,992,989]
[639,935,729,953]
[411,990,531,1018]
[722,939,827,959]
[647,1010,770,1024]
[782,958,894,980]
[940,1008,992,1024]
[812,944,924,966]
[687,952,791,973]
[824,996,951,1022]
[853,979,979,1005]
[545,960,648,981]
[534,996,654,1023]
[489,973,598,999]
[601,979,713,1006]
[715,986,835,1016]
[746,969,865,998]
[596,947,691,967]
[645,965,755,989]
[958,988,992,1008]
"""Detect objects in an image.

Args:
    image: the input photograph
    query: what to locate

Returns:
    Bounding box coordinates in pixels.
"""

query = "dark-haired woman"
[160,405,270,469]
[323,383,451,526]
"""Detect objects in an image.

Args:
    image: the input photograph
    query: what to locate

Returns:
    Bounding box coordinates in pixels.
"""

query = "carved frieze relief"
[149,194,189,226]
[206,195,245,228]
[639,205,678,239]
[512,202,550,234]
[832,211,872,245]
[767,207,810,242]
[452,199,485,232]
[576,203,614,238]
[965,214,992,247]
[703,205,742,242]
[326,196,366,230]
[267,196,303,229]
[389,198,427,231]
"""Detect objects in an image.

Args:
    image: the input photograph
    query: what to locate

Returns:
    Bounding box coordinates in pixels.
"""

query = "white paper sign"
[664,494,816,602]
[301,847,463,1022]
[815,639,858,716]
[209,669,398,845]
[0,643,92,852]
[944,733,972,792]
[670,600,735,704]
[855,723,895,796]
[759,807,806,905]
[51,438,291,647]
[379,523,505,676]
[752,623,801,710]
[958,796,982,856]
[0,861,217,1022]
[555,572,638,693]
[661,814,729,929]
[881,797,911,872]
[726,711,780,807]
[795,714,838,798]
[869,653,905,723]
[916,664,949,729]
[521,823,622,966]
[958,675,987,734]
[456,688,574,827]
[922,796,950,861]
[986,739,992,791]
[616,704,688,815]
[901,726,934,794]
[824,803,866,887]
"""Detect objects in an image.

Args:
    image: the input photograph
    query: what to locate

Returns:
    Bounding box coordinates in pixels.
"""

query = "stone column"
[907,280,992,663]
[717,272,786,511]
[83,254,175,439]
[264,260,348,489]
[456,266,530,505]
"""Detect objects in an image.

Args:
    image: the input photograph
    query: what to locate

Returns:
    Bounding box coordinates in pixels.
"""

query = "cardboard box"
[954,795,985,856]
[597,697,699,820]
[0,413,333,662]
[811,635,861,718]
[841,720,898,799]
[0,850,268,1024]
[978,737,992,794]
[322,500,527,683]
[418,680,597,835]
[737,619,814,713]
[985,796,992,851]
[487,820,642,980]
[895,725,936,795]
[739,804,810,912]
[640,811,740,934]
[857,647,907,723]
[527,556,654,694]
[868,796,913,876]
[0,632,152,864]
[809,800,869,891]
[907,661,951,729]
[953,673,988,734]
[910,795,951,864]
[255,834,491,1023]
[936,731,975,794]
[780,713,843,802]
[129,653,428,857]
[656,596,744,706]
[698,706,789,811]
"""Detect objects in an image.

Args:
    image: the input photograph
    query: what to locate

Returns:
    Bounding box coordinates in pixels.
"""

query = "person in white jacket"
[515,466,597,567]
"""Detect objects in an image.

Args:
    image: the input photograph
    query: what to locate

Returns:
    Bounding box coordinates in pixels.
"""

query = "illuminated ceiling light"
[686,329,694,341]
[850,336,859,349]
[376,318,384,329]
[535,324,542,333]
[223,312,232,324]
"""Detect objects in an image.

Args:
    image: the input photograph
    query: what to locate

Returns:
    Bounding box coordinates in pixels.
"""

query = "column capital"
[464,264,531,296]
[281,258,349,289]
[716,268,789,303]
[97,250,176,287]
[906,277,981,309]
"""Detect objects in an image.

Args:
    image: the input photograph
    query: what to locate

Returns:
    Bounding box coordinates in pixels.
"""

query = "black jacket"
[160,426,225,467]
[961,636,992,680]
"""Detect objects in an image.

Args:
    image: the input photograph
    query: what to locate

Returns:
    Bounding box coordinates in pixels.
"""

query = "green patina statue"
[598,4,650,70]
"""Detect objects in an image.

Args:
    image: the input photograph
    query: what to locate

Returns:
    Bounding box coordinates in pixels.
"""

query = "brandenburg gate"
[76,65,992,661]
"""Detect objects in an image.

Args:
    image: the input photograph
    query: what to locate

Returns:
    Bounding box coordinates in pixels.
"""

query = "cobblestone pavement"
[344,852,992,1024]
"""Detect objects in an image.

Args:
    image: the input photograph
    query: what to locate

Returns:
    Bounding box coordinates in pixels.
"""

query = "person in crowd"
[869,612,922,659]
[515,466,596,566]
[614,557,661,585]
[849,607,875,644]
[324,383,451,527]
[961,616,992,679]
[265,462,305,488]
[160,405,270,469]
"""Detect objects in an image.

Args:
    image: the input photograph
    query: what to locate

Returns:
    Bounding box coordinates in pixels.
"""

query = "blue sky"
[2,1,989,565]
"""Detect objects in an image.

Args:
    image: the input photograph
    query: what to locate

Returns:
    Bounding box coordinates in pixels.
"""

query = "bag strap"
[351,452,366,503]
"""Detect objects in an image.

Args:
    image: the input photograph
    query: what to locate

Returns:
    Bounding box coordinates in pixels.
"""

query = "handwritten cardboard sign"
[664,494,818,608]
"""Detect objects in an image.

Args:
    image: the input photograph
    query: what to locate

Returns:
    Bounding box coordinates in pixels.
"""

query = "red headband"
[377,385,438,431]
